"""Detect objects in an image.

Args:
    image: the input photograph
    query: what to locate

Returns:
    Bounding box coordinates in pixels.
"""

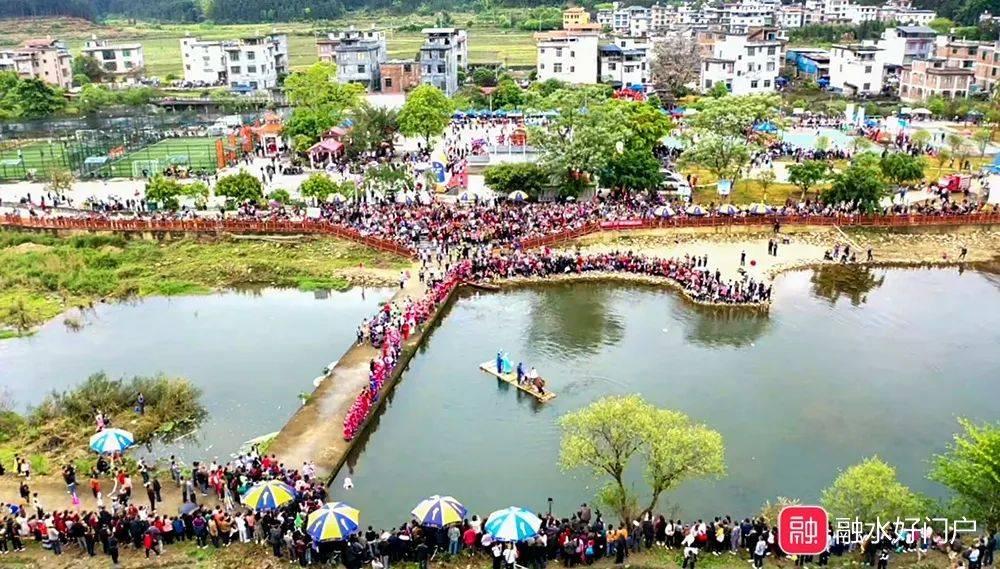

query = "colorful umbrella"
[89,428,134,454]
[307,502,360,542]
[717,203,740,215]
[508,190,528,202]
[685,205,708,216]
[484,506,541,542]
[748,203,773,215]
[652,205,675,218]
[328,193,347,203]
[411,495,468,527]
[241,480,296,511]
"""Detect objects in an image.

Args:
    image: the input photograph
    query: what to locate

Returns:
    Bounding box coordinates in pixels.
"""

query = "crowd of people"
[468,249,771,305]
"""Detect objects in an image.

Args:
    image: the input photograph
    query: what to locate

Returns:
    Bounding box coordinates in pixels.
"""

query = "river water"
[0,287,392,460]
[2,268,998,528]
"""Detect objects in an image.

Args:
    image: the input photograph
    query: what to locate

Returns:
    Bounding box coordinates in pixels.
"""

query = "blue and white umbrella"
[748,203,773,215]
[685,205,708,216]
[484,506,542,542]
[89,428,135,454]
[717,203,740,215]
[652,205,675,218]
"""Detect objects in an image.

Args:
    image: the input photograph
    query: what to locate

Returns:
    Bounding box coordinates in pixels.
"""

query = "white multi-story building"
[536,30,600,84]
[181,38,227,85]
[829,44,885,95]
[181,35,287,90]
[328,28,387,90]
[876,26,936,66]
[419,28,467,96]
[700,28,783,95]
[602,5,652,35]
[81,37,144,77]
[599,36,651,87]
[725,6,774,33]
[845,4,880,23]
[822,0,850,22]
[223,35,287,91]
[776,6,806,28]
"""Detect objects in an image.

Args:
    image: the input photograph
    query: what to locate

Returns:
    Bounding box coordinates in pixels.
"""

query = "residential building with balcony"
[700,28,783,95]
[81,37,144,77]
[329,28,387,91]
[419,28,467,96]
[830,44,885,95]
[899,57,974,102]
[0,38,72,89]
[599,37,651,87]
[535,30,600,84]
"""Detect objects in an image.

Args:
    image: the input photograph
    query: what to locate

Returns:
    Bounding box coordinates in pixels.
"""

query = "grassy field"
[0,231,409,336]
[2,16,538,78]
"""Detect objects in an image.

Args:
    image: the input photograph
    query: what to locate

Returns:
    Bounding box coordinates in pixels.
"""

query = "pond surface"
[3,268,998,529]
[0,287,392,461]
[330,267,1000,527]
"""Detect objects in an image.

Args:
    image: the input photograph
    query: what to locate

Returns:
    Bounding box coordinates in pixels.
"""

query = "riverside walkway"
[268,267,429,478]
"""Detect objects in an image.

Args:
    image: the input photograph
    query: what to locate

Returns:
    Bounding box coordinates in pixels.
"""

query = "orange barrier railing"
[0,215,416,258]
[517,213,1000,249]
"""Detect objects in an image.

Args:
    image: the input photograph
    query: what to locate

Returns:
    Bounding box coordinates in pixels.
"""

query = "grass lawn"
[0,231,409,335]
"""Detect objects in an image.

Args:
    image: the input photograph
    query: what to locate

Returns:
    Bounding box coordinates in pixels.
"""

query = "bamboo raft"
[478,362,557,402]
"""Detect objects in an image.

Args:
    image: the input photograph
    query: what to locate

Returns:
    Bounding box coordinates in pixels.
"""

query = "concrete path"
[269,263,426,478]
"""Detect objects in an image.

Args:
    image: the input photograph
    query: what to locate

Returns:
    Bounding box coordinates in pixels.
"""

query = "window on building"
[357,65,365,73]
[554,63,563,73]
[766,62,775,71]
[230,52,240,61]
[230,66,241,74]
[247,51,256,60]
[751,80,758,88]
[763,79,770,87]
[570,66,575,72]
[767,46,775,55]
[438,65,445,73]
[247,65,257,73]
[385,77,393,87]
[864,65,872,73]
[250,81,258,89]
[570,51,575,57]
[556,48,563,57]
[863,82,871,90]
[404,64,412,72]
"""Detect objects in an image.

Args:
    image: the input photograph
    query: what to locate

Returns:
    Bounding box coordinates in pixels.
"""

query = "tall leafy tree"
[930,419,1000,531]
[879,153,926,188]
[284,62,364,146]
[398,84,453,147]
[215,170,264,204]
[679,134,752,196]
[822,156,888,212]
[788,160,830,201]
[560,395,725,524]
[600,148,664,195]
[4,78,65,118]
[821,457,927,522]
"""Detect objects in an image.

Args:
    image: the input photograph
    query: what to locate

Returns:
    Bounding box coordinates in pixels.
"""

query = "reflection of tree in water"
[526,283,625,359]
[972,258,1000,291]
[678,305,771,348]
[810,265,886,306]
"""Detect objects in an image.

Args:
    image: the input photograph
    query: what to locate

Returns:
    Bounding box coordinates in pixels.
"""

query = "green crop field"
[58,21,536,79]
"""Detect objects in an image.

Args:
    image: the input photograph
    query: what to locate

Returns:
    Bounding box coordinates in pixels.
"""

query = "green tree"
[267,189,292,203]
[471,67,499,87]
[821,457,926,522]
[879,153,925,187]
[600,147,664,195]
[398,84,453,146]
[756,168,776,203]
[492,79,524,109]
[559,395,725,523]
[930,418,1000,531]
[77,84,115,113]
[44,168,73,196]
[346,104,399,157]
[708,82,729,98]
[4,78,65,118]
[483,163,548,197]
[299,173,340,202]
[787,160,829,200]
[815,135,831,153]
[928,17,955,34]
[283,62,364,145]
[689,93,781,139]
[215,170,264,204]
[822,156,888,212]
[911,129,933,150]
[679,135,752,197]
[72,55,105,84]
[145,175,207,209]
[972,128,992,157]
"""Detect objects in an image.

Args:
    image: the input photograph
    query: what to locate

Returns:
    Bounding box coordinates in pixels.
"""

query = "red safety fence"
[0,214,416,258]
[518,213,1000,249]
